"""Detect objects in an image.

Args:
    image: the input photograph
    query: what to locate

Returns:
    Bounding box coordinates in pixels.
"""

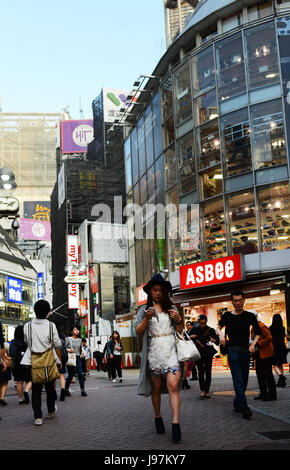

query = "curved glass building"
[124,0,290,328]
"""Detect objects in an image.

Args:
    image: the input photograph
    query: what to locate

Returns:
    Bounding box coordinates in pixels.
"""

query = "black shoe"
[277,375,286,388]
[65,389,71,397]
[262,395,277,401]
[0,399,7,406]
[60,389,66,401]
[81,390,87,397]
[242,408,252,420]
[155,417,165,434]
[182,380,190,390]
[23,391,30,404]
[254,394,266,400]
[172,423,181,443]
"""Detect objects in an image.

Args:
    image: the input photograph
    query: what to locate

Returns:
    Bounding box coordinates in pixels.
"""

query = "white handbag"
[66,338,77,367]
[175,330,201,362]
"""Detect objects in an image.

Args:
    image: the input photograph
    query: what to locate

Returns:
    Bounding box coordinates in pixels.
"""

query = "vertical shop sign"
[137,284,147,306]
[277,17,290,160]
[67,235,79,309]
[37,273,44,300]
[7,277,22,304]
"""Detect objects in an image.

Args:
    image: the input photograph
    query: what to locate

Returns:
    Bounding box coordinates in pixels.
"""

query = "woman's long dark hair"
[270,314,284,331]
[112,331,120,343]
[146,283,173,313]
[14,325,24,342]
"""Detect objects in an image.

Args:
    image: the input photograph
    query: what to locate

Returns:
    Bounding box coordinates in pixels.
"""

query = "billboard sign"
[7,277,22,304]
[19,218,51,241]
[103,88,139,123]
[61,120,94,154]
[23,201,51,221]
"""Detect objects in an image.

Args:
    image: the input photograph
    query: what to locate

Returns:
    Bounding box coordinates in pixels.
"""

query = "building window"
[201,198,227,260]
[140,174,147,207]
[174,62,192,126]
[251,99,287,170]
[222,11,242,33]
[196,119,220,171]
[164,145,177,190]
[135,241,144,286]
[220,108,252,177]
[192,46,216,96]
[177,132,196,196]
[194,88,218,126]
[168,216,182,273]
[161,75,174,122]
[155,155,165,205]
[145,105,154,170]
[181,205,201,265]
[215,33,247,110]
[163,116,175,149]
[244,22,279,93]
[147,164,156,205]
[131,127,139,185]
[258,182,290,252]
[138,117,146,177]
[200,167,223,200]
[152,92,163,160]
[125,137,132,194]
[227,191,258,255]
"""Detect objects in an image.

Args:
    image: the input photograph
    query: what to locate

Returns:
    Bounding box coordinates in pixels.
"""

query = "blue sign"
[37,273,44,300]
[7,277,22,304]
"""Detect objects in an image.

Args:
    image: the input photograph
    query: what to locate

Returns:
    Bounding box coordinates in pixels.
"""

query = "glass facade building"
[125,0,290,322]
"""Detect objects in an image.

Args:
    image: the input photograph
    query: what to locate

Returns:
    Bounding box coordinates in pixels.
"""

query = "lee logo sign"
[180,255,244,290]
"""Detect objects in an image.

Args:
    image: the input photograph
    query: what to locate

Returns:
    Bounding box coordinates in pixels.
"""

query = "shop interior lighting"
[213,174,223,179]
[270,288,281,295]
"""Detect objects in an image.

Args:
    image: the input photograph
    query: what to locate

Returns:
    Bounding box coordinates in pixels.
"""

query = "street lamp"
[0,167,17,193]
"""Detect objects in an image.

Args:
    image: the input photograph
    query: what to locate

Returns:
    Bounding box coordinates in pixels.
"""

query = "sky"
[0,0,166,119]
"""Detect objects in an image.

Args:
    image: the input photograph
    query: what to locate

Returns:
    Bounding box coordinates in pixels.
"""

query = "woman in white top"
[135,274,184,443]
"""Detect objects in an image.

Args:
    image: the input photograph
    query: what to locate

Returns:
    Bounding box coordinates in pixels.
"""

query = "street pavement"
[0,368,290,452]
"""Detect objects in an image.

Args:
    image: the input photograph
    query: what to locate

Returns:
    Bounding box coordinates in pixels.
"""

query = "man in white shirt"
[23,300,62,426]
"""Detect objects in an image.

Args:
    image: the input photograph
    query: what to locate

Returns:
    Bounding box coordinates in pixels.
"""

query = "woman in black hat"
[135,274,184,443]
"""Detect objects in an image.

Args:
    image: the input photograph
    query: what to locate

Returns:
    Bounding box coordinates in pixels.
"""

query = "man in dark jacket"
[218,290,261,420]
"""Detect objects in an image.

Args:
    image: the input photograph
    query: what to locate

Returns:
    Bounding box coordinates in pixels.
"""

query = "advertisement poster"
[7,277,22,304]
[61,120,94,154]
[103,88,139,123]
[24,201,50,221]
[20,218,51,241]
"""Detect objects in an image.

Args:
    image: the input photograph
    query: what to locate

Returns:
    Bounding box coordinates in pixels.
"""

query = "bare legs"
[150,371,182,423]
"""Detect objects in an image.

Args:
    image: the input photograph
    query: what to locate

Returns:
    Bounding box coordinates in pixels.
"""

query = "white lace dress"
[147,312,181,376]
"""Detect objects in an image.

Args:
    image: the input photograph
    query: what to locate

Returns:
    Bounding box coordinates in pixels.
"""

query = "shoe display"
[172,423,182,443]
[155,417,165,434]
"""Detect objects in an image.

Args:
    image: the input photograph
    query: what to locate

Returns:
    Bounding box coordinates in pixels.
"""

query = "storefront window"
[145,105,154,170]
[196,119,220,171]
[194,89,218,126]
[201,198,227,260]
[258,182,290,252]
[251,99,287,170]
[181,205,201,265]
[192,46,216,96]
[177,132,196,196]
[124,137,132,193]
[200,167,223,200]
[131,127,139,185]
[164,145,177,190]
[215,33,247,110]
[227,191,258,255]
[161,75,173,122]
[174,62,192,126]
[152,93,163,160]
[163,116,175,148]
[220,108,252,177]
[244,22,279,94]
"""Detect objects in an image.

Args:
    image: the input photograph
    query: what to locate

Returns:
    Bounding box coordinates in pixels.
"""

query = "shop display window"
[228,191,258,255]
[200,167,223,200]
[131,127,139,185]
[220,108,252,177]
[245,22,279,92]
[178,132,196,196]
[251,99,287,170]
[145,105,154,170]
[201,198,227,260]
[152,92,163,160]
[196,119,220,171]
[215,33,246,106]
[194,88,218,126]
[258,182,290,252]
[192,46,216,96]
[163,116,175,149]
[181,205,201,265]
[174,62,192,126]
[164,145,177,190]
[161,75,174,123]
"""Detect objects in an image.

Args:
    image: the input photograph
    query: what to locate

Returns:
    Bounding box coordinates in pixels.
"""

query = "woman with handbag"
[65,326,87,397]
[107,331,124,383]
[135,274,184,443]
[191,315,219,399]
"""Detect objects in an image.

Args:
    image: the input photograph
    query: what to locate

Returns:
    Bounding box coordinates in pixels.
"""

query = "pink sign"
[61,120,94,154]
[20,218,51,241]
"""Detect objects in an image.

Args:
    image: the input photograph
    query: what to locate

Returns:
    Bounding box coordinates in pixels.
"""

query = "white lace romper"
[147,312,181,376]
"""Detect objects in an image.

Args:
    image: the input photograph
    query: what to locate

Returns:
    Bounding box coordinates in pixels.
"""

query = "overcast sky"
[0,0,166,119]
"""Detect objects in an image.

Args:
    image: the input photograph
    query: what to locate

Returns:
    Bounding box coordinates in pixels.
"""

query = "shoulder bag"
[66,338,77,367]
[29,322,60,384]
[175,330,201,362]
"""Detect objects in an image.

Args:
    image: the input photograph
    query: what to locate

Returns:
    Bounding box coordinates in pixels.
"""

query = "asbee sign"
[180,255,244,290]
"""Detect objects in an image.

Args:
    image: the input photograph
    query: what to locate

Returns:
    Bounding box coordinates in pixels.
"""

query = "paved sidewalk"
[0,368,290,451]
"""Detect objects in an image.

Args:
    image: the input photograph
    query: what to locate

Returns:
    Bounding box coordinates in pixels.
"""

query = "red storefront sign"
[137,284,147,306]
[180,255,244,290]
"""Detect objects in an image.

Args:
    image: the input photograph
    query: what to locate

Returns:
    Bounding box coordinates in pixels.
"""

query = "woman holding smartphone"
[108,331,124,383]
[135,274,184,443]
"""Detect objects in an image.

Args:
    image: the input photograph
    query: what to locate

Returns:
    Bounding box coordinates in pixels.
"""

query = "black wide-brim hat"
[143,273,172,295]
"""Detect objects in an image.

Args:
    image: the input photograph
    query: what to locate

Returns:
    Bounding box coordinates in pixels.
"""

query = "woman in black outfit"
[269,314,288,388]
[107,331,124,383]
[190,315,219,399]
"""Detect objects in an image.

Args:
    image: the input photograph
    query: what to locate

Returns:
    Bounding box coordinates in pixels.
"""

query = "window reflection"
[245,22,279,91]
[194,89,218,126]
[220,108,252,177]
[168,215,181,272]
[138,118,146,177]
[131,127,139,185]
[216,33,246,104]
[174,63,192,125]
[201,198,227,260]
[178,132,196,195]
[251,99,287,170]
[192,46,216,96]
[145,105,154,170]
[161,75,174,122]
[164,145,177,190]
[181,205,201,265]
[163,116,175,149]
[228,192,258,255]
[258,182,290,252]
[200,167,223,199]
[196,119,220,171]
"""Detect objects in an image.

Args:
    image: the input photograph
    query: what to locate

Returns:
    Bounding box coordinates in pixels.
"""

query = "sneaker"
[47,405,57,419]
[112,379,116,383]
[34,418,43,426]
[23,391,30,404]
[81,391,87,397]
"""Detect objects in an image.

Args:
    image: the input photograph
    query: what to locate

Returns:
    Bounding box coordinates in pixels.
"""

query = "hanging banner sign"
[67,235,79,309]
